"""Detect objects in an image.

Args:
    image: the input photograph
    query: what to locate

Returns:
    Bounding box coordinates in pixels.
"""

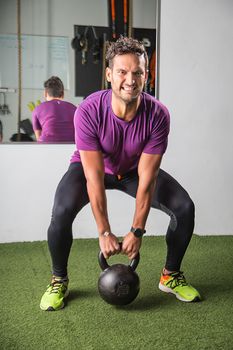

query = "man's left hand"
[122,232,142,259]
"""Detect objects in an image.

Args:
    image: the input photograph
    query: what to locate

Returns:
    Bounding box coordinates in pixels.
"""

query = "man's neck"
[111,96,141,122]
[46,96,63,102]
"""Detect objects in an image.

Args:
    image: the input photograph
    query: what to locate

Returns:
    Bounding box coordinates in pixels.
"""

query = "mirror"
[0,0,159,143]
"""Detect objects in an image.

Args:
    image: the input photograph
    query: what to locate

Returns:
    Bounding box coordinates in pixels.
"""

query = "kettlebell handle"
[98,242,140,271]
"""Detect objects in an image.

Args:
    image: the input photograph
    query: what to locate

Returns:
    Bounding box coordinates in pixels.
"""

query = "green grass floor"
[0,235,233,350]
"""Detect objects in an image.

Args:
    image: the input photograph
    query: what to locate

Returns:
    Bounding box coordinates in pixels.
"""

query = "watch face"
[131,227,146,237]
[134,228,144,237]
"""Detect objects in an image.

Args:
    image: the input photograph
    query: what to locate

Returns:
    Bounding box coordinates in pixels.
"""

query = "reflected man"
[32,76,76,142]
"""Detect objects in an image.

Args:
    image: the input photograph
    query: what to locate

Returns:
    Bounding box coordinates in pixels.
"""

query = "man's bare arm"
[79,150,120,258]
[34,129,41,141]
[133,153,162,229]
[122,153,162,259]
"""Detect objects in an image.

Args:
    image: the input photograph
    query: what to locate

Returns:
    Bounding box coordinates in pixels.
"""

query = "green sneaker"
[40,277,69,311]
[159,271,201,302]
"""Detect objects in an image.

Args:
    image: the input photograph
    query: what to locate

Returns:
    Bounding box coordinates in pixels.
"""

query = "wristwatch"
[103,231,111,237]
[130,226,146,238]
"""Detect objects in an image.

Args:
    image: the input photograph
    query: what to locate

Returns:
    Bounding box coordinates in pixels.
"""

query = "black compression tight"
[48,162,195,277]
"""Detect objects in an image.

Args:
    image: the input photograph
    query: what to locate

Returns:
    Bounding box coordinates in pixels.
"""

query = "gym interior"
[0,1,232,349]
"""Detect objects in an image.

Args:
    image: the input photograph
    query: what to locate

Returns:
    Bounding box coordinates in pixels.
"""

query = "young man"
[40,37,201,311]
[32,76,76,142]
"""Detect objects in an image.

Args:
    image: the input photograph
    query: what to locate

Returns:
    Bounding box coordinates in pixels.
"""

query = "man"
[40,37,201,311]
[32,76,76,142]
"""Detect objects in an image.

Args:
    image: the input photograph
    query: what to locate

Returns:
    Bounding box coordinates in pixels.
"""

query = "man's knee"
[51,203,75,228]
[181,197,195,220]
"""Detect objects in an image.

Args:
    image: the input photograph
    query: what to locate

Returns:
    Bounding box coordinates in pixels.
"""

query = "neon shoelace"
[49,279,67,294]
[166,272,188,289]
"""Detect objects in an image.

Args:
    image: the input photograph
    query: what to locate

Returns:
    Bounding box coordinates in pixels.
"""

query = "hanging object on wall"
[73,25,109,97]
[71,26,89,64]
[80,26,89,65]
[91,26,101,64]
[0,92,10,115]
[142,37,151,48]
[123,0,128,37]
[101,33,108,90]
[71,26,83,51]
[132,28,156,95]
[108,0,130,40]
[128,0,133,37]
[149,50,156,95]
[111,0,116,39]
[71,26,101,65]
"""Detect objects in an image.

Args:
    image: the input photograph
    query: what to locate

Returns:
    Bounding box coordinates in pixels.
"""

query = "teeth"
[123,87,134,91]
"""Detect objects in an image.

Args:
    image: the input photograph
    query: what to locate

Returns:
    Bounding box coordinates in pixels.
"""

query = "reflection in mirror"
[0,0,158,144]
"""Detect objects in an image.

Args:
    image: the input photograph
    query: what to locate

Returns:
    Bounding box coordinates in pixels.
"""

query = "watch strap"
[130,226,146,237]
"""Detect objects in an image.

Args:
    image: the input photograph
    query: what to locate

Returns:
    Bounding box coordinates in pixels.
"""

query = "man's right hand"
[99,232,121,259]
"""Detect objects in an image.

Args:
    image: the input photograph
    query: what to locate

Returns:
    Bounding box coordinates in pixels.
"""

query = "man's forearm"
[134,152,162,230]
[86,179,111,235]
[132,180,156,229]
[79,150,111,235]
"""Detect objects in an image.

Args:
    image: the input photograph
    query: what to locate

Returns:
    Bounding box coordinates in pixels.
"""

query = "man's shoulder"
[61,100,77,109]
[142,92,164,106]
[75,90,111,126]
[80,90,110,109]
[33,101,47,114]
[142,92,170,117]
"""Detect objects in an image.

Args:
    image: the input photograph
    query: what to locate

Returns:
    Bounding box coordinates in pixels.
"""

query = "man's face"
[106,53,148,104]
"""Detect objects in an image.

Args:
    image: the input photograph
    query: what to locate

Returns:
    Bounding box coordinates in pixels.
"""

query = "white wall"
[0,0,156,142]
[0,144,169,243]
[159,0,233,235]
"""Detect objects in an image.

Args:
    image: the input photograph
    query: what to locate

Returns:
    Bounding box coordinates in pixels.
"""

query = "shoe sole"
[158,283,200,303]
[40,289,69,311]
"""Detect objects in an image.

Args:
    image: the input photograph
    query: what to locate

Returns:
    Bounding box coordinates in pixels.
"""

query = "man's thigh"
[53,162,89,214]
[117,168,190,212]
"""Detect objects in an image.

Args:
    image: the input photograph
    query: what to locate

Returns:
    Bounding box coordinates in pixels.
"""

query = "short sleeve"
[74,106,101,151]
[143,105,170,155]
[32,107,42,131]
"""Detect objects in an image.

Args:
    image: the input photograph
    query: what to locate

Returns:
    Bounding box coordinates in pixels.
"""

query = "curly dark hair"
[106,36,148,70]
[44,76,64,98]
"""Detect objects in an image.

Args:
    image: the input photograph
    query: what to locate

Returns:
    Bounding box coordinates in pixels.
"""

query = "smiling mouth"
[122,86,136,93]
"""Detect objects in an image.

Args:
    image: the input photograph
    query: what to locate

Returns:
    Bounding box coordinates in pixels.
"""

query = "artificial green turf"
[0,235,233,350]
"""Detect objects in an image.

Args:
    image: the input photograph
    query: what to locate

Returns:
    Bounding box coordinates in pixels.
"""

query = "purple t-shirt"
[71,90,170,175]
[32,99,77,142]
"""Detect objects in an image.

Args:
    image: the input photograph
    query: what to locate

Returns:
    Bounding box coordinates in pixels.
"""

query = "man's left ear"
[106,67,111,82]
[44,90,48,100]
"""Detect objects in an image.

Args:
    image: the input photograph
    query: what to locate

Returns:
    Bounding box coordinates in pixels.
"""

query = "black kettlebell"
[98,244,140,306]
